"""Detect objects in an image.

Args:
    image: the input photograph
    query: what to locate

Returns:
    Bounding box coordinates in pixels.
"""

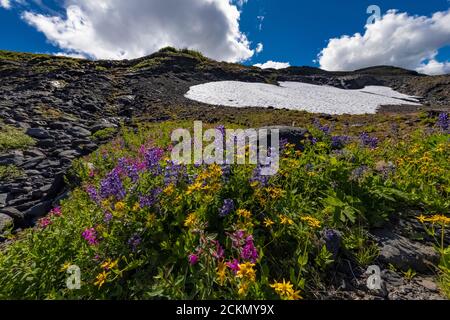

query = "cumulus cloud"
[254,60,290,69]
[318,9,450,75]
[0,0,11,9]
[21,0,256,62]
[416,59,450,75]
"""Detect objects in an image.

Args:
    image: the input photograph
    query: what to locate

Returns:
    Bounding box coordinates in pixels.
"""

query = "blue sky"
[0,0,449,73]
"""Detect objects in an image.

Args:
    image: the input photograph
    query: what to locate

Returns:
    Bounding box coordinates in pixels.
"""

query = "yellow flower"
[270,279,302,300]
[216,262,227,286]
[236,262,256,282]
[115,201,126,212]
[101,258,119,271]
[266,187,285,200]
[280,215,294,226]
[237,209,252,219]
[301,216,321,229]
[417,215,428,224]
[270,279,294,296]
[287,290,303,300]
[132,203,140,212]
[164,184,175,196]
[187,182,203,195]
[238,282,250,296]
[264,218,275,228]
[146,213,157,228]
[60,262,71,272]
[94,271,109,288]
[429,214,450,225]
[184,213,198,228]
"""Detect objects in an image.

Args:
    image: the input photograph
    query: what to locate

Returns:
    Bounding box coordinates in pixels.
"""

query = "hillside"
[0,48,449,300]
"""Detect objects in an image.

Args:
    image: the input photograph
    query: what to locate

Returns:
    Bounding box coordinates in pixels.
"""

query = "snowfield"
[185,81,421,115]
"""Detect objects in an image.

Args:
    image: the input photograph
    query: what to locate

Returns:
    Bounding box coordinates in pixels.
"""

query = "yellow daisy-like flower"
[270,279,294,296]
[216,262,227,286]
[270,279,302,300]
[94,271,109,288]
[264,218,275,228]
[115,201,126,212]
[301,216,321,229]
[417,215,428,224]
[429,214,450,225]
[132,203,140,212]
[60,262,72,272]
[236,262,256,282]
[238,282,250,296]
[163,184,175,196]
[184,213,198,228]
[101,258,119,271]
[280,215,294,226]
[186,182,203,195]
[237,209,252,219]
[287,290,303,300]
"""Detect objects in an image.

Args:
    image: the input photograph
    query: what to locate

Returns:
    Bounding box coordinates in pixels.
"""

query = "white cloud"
[254,60,290,69]
[255,42,263,54]
[0,0,11,9]
[21,0,256,62]
[318,9,450,75]
[416,59,450,75]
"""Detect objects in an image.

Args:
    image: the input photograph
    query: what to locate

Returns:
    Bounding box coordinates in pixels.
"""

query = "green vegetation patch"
[0,123,35,151]
[0,165,24,181]
[92,127,118,141]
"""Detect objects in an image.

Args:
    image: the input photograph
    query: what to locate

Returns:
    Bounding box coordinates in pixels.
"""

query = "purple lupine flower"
[164,161,187,185]
[145,147,165,174]
[128,234,142,252]
[360,132,379,149]
[241,235,259,263]
[99,168,126,200]
[249,165,270,187]
[82,228,99,246]
[219,199,235,217]
[139,188,162,209]
[188,254,199,266]
[226,259,240,274]
[104,211,113,223]
[313,119,332,135]
[117,158,140,183]
[86,185,100,204]
[331,135,350,149]
[437,112,449,132]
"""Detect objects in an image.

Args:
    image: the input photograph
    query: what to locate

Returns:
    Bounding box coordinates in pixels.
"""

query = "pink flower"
[39,217,52,229]
[188,254,199,266]
[50,207,62,217]
[212,241,225,260]
[226,259,240,274]
[82,228,99,246]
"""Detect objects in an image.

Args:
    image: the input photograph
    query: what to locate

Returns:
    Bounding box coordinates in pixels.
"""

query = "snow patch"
[185,81,421,115]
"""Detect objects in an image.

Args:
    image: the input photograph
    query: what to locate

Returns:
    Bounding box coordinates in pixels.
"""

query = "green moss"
[0,123,35,151]
[130,57,170,71]
[0,165,24,181]
[92,127,117,141]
